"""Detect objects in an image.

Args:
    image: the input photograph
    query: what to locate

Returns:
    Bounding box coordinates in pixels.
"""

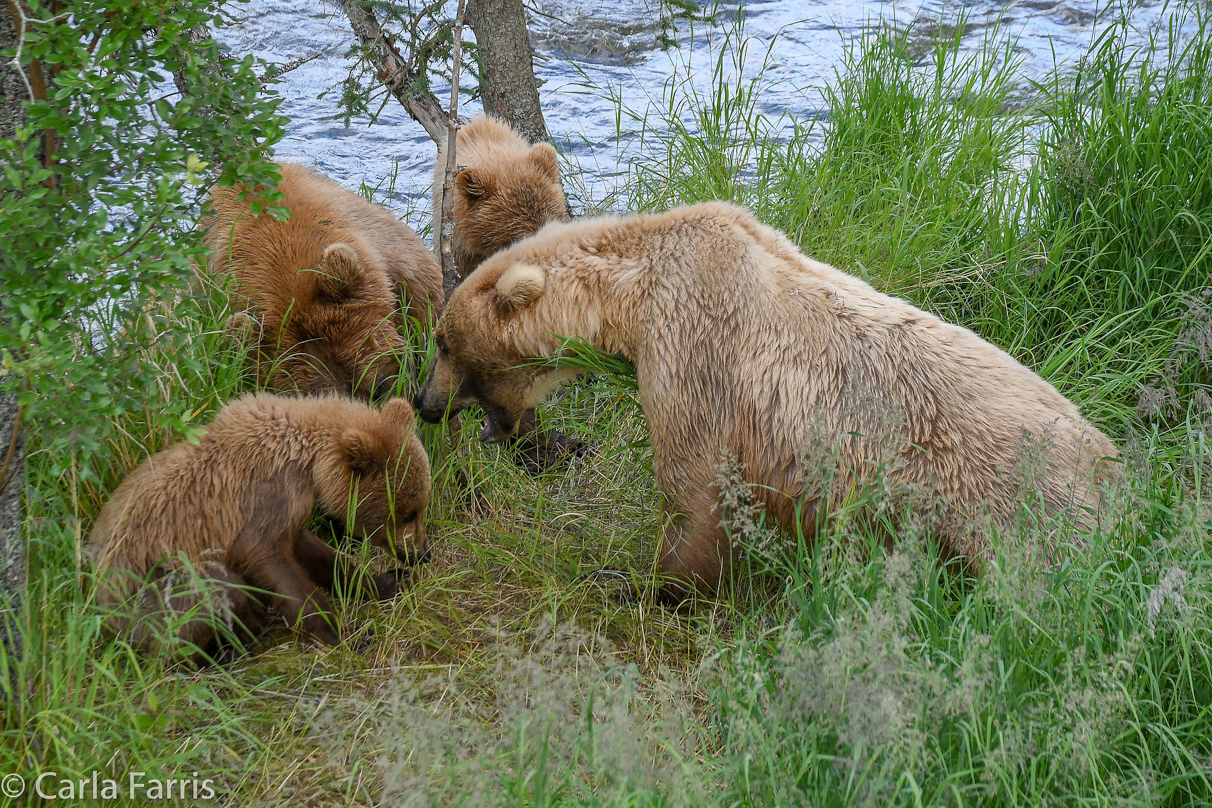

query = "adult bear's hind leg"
[656,492,732,606]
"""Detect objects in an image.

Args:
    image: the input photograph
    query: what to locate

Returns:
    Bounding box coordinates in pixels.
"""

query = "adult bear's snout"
[413,385,450,424]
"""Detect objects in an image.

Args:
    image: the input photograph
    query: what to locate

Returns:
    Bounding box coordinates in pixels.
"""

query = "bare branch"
[437,0,467,301]
[340,0,459,144]
[5,0,35,103]
[264,51,325,81]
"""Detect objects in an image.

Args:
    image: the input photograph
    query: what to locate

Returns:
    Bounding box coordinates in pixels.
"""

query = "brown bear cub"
[431,115,579,469]
[416,202,1119,601]
[204,163,443,399]
[433,115,567,281]
[88,394,431,661]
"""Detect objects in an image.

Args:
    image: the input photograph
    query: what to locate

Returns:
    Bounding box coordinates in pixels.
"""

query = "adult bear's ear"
[495,263,546,310]
[341,428,387,477]
[380,398,416,432]
[313,243,362,300]
[456,167,492,203]
[528,143,560,181]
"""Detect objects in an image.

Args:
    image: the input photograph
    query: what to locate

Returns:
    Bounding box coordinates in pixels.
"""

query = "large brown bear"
[432,115,567,281]
[415,202,1119,598]
[88,394,431,660]
[204,163,443,399]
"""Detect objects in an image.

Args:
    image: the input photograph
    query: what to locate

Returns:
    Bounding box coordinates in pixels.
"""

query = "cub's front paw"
[372,567,410,600]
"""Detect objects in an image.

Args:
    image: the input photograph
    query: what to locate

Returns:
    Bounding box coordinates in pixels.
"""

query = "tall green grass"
[3,3,1212,806]
[621,4,1212,430]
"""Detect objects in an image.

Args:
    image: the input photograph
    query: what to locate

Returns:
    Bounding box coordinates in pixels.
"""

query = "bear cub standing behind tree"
[88,394,431,661]
[416,202,1119,601]
[433,115,567,281]
[204,163,443,400]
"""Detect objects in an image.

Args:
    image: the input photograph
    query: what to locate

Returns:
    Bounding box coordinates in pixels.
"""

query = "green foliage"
[0,0,284,479]
[657,0,713,50]
[712,433,1212,807]
[335,0,464,127]
[0,6,283,794]
[620,4,1212,433]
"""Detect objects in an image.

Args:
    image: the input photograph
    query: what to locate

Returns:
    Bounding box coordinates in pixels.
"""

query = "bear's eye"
[435,337,448,355]
[399,510,418,524]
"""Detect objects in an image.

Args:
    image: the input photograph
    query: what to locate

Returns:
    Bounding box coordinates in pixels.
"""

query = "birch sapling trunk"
[1,0,31,667]
[437,0,467,302]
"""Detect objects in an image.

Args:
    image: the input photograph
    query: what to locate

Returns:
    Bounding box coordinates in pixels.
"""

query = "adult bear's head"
[414,260,580,442]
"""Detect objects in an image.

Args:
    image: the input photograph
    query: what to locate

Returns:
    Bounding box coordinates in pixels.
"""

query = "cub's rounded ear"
[313,243,362,300]
[380,398,417,432]
[495,263,546,310]
[456,167,493,203]
[341,429,387,477]
[528,143,560,180]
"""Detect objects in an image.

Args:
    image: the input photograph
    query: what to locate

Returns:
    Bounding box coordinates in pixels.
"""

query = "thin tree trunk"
[2,3,30,142]
[0,400,23,663]
[437,0,467,302]
[1,0,31,665]
[465,0,548,144]
[171,25,214,101]
[341,0,457,144]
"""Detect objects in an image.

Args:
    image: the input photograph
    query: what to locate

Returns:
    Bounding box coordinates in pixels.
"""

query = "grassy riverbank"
[2,5,1211,807]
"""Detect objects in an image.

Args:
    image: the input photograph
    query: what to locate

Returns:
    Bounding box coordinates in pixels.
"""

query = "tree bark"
[341,0,456,144]
[0,399,23,663]
[1,0,30,665]
[466,0,548,144]
[2,1,31,141]
[171,25,214,102]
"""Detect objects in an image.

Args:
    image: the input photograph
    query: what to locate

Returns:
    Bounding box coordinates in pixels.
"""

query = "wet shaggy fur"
[430,115,580,470]
[88,394,431,660]
[204,163,443,399]
[433,115,567,280]
[416,201,1120,597]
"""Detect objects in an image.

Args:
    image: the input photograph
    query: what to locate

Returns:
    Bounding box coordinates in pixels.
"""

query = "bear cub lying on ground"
[416,201,1119,600]
[88,394,431,661]
[204,163,442,399]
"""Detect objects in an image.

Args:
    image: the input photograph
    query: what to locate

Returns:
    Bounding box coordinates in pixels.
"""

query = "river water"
[214,0,1174,231]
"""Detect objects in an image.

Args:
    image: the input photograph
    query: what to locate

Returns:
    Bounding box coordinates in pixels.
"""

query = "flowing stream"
[215,0,1174,230]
